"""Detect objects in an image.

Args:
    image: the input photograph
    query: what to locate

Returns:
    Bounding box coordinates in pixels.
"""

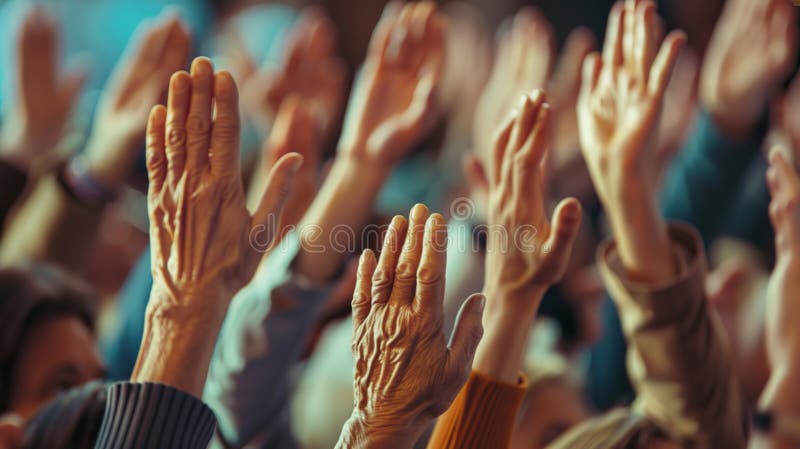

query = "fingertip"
[149,104,167,124]
[170,70,190,91]
[561,197,583,221]
[214,70,238,96]
[190,56,213,78]
[465,292,486,315]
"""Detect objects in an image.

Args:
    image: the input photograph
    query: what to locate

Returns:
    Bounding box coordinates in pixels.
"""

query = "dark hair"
[21,381,107,449]
[0,264,97,411]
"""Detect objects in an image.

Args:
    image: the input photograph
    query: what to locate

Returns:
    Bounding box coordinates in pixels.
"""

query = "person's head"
[20,381,106,449]
[0,265,103,420]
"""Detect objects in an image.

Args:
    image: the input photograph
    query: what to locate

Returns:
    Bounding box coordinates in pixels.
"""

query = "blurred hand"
[768,69,800,167]
[242,7,346,141]
[656,47,698,165]
[765,149,800,373]
[701,0,797,136]
[577,0,685,282]
[473,90,582,383]
[338,1,445,168]
[252,96,321,231]
[84,12,191,187]
[472,8,554,161]
[337,205,485,449]
[0,7,84,171]
[549,27,597,171]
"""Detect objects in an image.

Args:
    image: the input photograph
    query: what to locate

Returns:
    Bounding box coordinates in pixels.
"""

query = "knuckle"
[167,127,187,147]
[186,115,211,135]
[416,264,441,286]
[352,291,370,307]
[213,120,240,143]
[394,261,417,283]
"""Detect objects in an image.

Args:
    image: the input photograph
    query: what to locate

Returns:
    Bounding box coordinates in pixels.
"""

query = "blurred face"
[510,380,590,449]
[7,316,104,419]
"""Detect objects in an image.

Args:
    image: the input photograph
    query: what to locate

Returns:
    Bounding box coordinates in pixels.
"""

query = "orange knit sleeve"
[426,370,528,449]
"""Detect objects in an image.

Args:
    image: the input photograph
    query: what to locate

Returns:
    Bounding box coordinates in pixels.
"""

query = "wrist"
[131,290,227,398]
[473,288,543,383]
[336,413,426,449]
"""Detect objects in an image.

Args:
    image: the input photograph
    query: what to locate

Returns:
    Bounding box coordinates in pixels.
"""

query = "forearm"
[132,293,227,399]
[295,156,388,282]
[472,290,542,384]
[604,176,673,283]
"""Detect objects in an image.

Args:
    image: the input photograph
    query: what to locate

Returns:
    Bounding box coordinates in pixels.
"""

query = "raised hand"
[549,27,597,169]
[472,9,554,160]
[473,90,582,383]
[241,7,346,141]
[337,205,485,449]
[134,57,301,396]
[83,11,191,187]
[701,0,797,136]
[0,7,84,171]
[577,0,685,282]
[338,1,445,167]
[249,97,321,231]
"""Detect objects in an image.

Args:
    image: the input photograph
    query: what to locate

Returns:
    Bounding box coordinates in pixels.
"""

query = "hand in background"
[338,1,445,168]
[577,0,685,282]
[764,149,800,375]
[768,69,800,167]
[249,97,321,231]
[472,90,582,383]
[84,11,191,187]
[133,57,301,397]
[549,27,597,171]
[0,6,84,171]
[701,0,797,137]
[242,7,346,142]
[472,9,554,162]
[337,205,485,449]
[294,1,447,283]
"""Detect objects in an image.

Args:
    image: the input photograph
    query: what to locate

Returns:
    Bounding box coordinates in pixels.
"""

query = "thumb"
[544,197,582,260]
[447,293,485,372]
[250,152,303,245]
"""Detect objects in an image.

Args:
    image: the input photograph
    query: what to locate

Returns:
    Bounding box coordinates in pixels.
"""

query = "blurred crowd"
[0,0,799,448]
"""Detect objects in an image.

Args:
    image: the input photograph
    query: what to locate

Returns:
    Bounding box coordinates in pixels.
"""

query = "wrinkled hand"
[765,148,800,373]
[472,8,554,161]
[85,12,191,187]
[242,7,346,141]
[145,57,301,312]
[577,0,684,282]
[484,91,582,307]
[338,205,485,448]
[0,7,84,171]
[338,1,445,168]
[701,0,796,136]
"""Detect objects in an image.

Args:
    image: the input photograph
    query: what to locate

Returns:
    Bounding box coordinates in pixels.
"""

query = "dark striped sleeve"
[94,382,217,449]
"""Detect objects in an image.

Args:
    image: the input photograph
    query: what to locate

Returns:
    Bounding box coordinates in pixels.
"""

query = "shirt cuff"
[596,221,706,320]
[95,382,217,449]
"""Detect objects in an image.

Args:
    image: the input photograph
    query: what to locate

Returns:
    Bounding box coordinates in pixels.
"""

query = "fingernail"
[192,58,211,77]
[476,295,486,313]
[172,72,188,90]
[290,156,303,174]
